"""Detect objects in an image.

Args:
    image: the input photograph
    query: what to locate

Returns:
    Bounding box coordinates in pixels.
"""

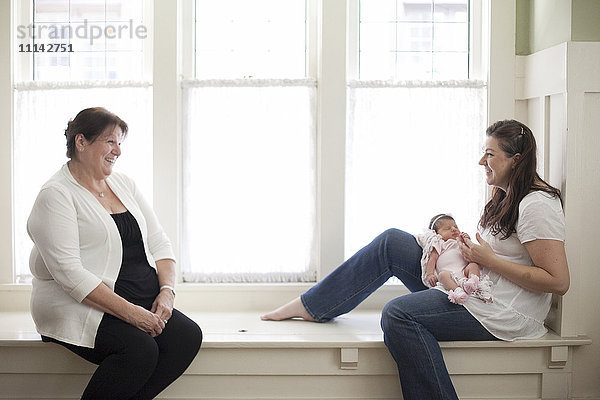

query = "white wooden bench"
[0,311,591,399]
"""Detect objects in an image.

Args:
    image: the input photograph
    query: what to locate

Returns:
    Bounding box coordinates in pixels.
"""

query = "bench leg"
[541,371,570,399]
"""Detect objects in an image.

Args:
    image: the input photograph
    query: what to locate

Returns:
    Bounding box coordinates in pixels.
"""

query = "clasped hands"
[132,289,175,337]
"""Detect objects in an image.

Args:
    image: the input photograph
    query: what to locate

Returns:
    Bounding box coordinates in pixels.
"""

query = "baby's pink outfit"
[417,229,493,305]
[430,238,467,276]
[417,230,468,282]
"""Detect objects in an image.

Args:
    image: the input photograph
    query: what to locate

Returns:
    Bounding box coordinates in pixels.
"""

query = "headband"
[430,214,453,230]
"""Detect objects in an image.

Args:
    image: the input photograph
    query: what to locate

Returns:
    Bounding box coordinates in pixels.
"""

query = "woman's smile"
[479,136,515,191]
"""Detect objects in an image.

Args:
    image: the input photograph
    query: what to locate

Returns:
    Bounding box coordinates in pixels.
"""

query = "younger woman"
[261,120,569,400]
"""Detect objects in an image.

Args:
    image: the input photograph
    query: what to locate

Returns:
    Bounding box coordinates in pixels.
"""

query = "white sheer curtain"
[182,79,317,283]
[345,80,487,258]
[13,81,153,282]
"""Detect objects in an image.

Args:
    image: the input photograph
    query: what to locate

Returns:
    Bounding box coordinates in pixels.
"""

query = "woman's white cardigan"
[27,164,175,348]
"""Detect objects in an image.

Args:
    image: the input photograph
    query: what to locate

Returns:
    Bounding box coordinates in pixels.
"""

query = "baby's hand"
[425,273,438,287]
[458,232,471,244]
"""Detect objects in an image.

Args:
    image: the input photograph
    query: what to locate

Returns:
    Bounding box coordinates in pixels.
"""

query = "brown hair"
[429,214,455,232]
[479,120,561,239]
[65,107,128,158]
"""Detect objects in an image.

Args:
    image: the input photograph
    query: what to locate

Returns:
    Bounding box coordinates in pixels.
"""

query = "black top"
[110,211,160,310]
[41,211,159,343]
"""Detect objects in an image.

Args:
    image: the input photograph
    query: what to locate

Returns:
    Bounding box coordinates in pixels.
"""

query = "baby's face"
[436,219,461,241]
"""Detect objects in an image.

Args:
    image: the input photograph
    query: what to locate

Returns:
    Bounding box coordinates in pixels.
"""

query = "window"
[7,0,490,285]
[359,0,470,80]
[345,0,487,259]
[182,0,317,282]
[29,0,147,81]
[194,0,307,79]
[12,0,153,283]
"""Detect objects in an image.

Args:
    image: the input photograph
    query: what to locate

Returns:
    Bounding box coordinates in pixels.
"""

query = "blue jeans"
[301,229,497,400]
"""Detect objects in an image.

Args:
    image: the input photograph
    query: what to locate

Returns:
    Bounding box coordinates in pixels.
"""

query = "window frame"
[2,0,515,307]
[0,0,13,284]
[14,0,153,82]
[191,0,313,80]
[7,0,155,284]
[348,0,487,81]
[180,0,319,282]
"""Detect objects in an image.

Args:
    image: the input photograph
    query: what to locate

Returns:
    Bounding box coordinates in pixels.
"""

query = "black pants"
[43,309,202,400]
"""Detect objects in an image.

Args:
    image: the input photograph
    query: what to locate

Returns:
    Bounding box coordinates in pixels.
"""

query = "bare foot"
[260,297,316,321]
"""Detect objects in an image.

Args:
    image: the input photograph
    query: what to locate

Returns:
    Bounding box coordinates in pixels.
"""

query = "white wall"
[564,42,600,399]
[0,0,13,283]
[515,41,600,399]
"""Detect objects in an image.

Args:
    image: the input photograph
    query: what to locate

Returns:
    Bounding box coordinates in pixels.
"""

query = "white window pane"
[105,22,144,51]
[106,0,144,21]
[30,1,146,82]
[195,18,235,51]
[396,52,432,80]
[34,53,71,81]
[359,0,396,22]
[346,85,487,259]
[433,52,468,80]
[195,51,232,78]
[359,0,470,80]
[359,51,396,80]
[360,22,396,52]
[396,22,432,51]
[70,0,106,22]
[34,0,69,22]
[263,0,306,22]
[434,1,468,22]
[106,51,143,79]
[182,84,316,282]
[69,52,106,80]
[397,0,433,22]
[31,23,71,44]
[70,22,106,51]
[195,0,306,78]
[261,51,306,77]
[14,86,153,282]
[266,20,306,57]
[433,22,468,52]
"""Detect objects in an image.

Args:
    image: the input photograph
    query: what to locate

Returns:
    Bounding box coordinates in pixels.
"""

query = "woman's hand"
[459,233,569,295]
[83,283,164,336]
[154,258,177,324]
[128,305,165,337]
[151,288,174,324]
[458,232,496,266]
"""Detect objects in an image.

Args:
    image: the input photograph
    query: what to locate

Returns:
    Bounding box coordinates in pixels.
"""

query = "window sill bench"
[0,311,591,399]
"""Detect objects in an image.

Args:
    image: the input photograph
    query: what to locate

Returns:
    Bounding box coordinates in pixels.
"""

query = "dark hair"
[65,107,128,158]
[429,214,455,232]
[479,119,561,239]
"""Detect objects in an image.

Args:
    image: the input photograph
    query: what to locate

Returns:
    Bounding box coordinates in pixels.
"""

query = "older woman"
[262,120,569,400]
[28,107,202,399]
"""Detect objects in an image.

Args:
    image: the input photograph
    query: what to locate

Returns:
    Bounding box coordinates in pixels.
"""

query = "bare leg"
[261,297,316,321]
[438,271,458,291]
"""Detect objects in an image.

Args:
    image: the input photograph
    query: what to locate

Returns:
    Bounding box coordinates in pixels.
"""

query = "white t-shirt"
[463,191,565,341]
